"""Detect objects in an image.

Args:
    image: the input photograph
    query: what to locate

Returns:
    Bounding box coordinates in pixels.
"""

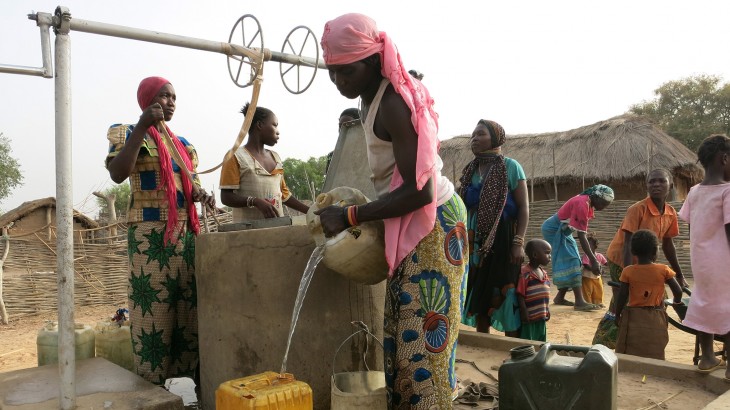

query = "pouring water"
[280,244,325,374]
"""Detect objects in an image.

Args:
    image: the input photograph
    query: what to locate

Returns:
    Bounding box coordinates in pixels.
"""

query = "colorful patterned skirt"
[127,221,199,385]
[541,214,582,289]
[383,194,468,409]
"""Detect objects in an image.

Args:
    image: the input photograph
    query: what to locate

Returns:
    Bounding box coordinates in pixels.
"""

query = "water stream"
[280,244,325,374]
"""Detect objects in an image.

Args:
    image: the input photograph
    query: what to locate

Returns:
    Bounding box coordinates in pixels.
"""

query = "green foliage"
[630,74,730,151]
[0,133,23,203]
[282,156,328,201]
[96,183,130,217]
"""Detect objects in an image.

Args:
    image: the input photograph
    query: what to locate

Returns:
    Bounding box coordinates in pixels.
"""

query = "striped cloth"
[516,265,551,322]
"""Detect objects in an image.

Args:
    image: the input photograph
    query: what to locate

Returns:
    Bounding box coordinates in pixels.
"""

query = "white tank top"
[361,79,454,205]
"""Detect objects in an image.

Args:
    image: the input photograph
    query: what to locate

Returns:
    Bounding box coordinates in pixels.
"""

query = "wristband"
[246,197,256,208]
[347,205,359,227]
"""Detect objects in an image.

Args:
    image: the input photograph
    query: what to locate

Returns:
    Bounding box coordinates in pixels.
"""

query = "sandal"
[574,303,600,311]
[697,359,725,374]
[553,299,575,306]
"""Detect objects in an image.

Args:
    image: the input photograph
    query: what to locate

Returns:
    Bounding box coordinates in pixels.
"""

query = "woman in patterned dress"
[317,13,468,409]
[106,76,214,385]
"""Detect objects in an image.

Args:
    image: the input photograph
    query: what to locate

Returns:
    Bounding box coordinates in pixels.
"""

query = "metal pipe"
[268,49,327,69]
[36,13,54,78]
[0,64,47,76]
[53,6,76,409]
[32,12,327,68]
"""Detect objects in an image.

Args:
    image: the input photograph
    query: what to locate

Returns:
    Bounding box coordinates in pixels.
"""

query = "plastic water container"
[498,343,618,410]
[216,371,313,410]
[36,322,95,366]
[94,321,134,371]
[307,187,388,285]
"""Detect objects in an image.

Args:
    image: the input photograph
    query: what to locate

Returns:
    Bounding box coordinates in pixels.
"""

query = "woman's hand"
[314,205,348,237]
[138,103,164,129]
[510,243,525,265]
[192,188,216,208]
[253,198,279,219]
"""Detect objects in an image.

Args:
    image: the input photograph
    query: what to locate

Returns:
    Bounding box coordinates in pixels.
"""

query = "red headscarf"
[137,77,199,243]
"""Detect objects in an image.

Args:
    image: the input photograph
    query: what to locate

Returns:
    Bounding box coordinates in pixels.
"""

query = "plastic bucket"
[331,324,387,409]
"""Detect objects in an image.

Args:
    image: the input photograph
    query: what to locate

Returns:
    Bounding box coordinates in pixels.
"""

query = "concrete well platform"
[0,357,182,409]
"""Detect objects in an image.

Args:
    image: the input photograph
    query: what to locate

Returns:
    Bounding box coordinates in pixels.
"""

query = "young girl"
[219,103,310,222]
[517,239,552,342]
[615,229,683,360]
[581,233,607,307]
[678,134,730,376]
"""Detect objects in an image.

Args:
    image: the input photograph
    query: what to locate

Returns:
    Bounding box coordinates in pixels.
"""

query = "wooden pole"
[45,206,52,241]
[531,153,535,203]
[552,147,558,203]
[0,227,9,324]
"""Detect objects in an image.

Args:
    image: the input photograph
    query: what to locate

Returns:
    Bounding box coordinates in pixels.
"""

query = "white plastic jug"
[307,187,388,285]
[95,321,134,371]
[37,322,95,366]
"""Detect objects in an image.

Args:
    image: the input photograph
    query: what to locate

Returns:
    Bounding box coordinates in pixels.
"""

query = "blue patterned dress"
[383,193,468,409]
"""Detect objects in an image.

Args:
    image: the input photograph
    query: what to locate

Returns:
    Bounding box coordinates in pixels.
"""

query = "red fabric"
[137,77,199,243]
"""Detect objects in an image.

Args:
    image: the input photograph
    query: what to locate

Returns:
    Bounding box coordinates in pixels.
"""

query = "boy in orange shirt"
[581,233,607,307]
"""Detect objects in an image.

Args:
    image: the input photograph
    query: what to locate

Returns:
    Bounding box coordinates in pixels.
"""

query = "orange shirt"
[606,197,679,267]
[619,263,675,307]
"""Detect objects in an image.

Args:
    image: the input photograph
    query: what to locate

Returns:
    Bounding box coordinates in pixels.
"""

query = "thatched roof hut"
[0,197,98,237]
[439,114,703,201]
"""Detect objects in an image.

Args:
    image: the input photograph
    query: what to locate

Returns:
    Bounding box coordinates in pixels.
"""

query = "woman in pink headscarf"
[106,77,214,385]
[317,13,467,408]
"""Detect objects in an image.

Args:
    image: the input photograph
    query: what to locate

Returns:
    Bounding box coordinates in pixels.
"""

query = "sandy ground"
[1,277,725,409]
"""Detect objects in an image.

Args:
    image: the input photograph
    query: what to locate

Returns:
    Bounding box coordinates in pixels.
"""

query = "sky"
[1,1,730,217]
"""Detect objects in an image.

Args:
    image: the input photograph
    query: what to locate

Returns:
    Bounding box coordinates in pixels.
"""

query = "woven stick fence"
[526,199,691,276]
[1,209,232,319]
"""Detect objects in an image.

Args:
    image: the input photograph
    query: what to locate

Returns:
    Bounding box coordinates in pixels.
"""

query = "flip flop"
[696,359,725,374]
[574,303,600,311]
[553,299,575,306]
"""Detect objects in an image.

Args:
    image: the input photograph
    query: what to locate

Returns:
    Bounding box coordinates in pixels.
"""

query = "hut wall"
[526,176,691,202]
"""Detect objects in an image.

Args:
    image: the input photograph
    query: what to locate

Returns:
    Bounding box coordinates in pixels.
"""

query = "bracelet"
[246,197,256,208]
[348,205,359,227]
[342,207,351,227]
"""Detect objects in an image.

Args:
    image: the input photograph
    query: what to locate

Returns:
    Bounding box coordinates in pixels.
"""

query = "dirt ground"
[1,277,725,409]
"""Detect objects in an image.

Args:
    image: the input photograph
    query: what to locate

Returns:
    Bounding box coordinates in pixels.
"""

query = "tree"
[282,156,328,202]
[95,183,130,219]
[0,133,23,203]
[630,74,730,151]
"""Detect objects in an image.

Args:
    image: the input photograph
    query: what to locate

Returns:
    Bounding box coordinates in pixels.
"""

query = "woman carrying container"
[459,119,529,336]
[316,13,467,408]
[106,76,214,384]
[541,185,613,311]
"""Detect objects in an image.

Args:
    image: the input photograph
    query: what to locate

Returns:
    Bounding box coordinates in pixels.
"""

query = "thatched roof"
[439,114,703,184]
[0,197,98,229]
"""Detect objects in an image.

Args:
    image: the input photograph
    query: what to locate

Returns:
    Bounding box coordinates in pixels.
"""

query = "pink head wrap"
[322,14,441,276]
[137,77,200,243]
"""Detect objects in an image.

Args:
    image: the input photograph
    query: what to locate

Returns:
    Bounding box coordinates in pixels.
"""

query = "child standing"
[615,229,683,360]
[678,134,730,376]
[581,233,608,307]
[517,239,552,342]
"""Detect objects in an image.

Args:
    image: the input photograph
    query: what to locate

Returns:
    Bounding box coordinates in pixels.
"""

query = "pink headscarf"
[322,14,440,276]
[137,77,200,243]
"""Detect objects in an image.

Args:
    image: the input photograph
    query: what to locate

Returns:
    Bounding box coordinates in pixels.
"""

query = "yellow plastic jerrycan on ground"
[37,322,95,366]
[307,186,388,285]
[216,371,313,410]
